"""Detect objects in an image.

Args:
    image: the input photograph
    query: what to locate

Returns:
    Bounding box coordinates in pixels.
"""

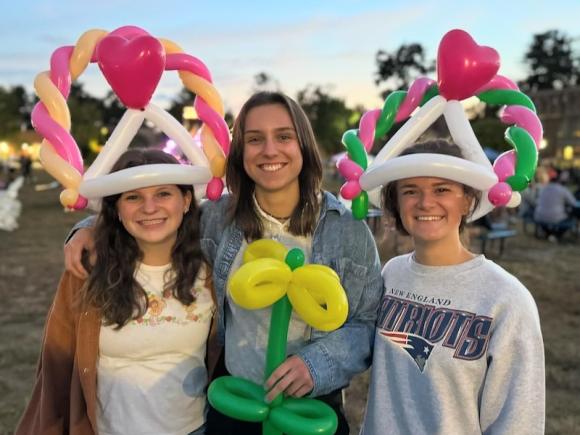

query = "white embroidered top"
[96,262,214,435]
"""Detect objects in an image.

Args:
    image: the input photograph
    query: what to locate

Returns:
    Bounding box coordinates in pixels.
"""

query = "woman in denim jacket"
[201,92,382,435]
[64,91,383,435]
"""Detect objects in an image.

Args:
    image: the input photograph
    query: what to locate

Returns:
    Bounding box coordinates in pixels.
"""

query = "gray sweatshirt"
[362,254,545,435]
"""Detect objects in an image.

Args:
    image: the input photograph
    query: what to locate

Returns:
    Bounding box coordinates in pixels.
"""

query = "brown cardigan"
[15,271,220,435]
[16,272,99,434]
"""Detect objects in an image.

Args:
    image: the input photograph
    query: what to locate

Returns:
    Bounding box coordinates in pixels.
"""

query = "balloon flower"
[208,239,349,435]
[31,25,230,210]
[339,29,542,220]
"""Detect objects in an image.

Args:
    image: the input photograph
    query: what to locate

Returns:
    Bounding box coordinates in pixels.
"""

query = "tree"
[0,85,31,137]
[520,30,580,91]
[166,88,196,121]
[252,72,280,93]
[66,83,106,157]
[296,85,358,156]
[375,43,434,98]
[471,117,510,153]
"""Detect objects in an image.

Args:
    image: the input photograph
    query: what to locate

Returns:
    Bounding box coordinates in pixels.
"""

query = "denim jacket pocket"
[332,257,368,319]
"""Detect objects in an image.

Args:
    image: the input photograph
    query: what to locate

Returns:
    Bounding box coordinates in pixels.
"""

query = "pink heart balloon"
[97,34,165,109]
[437,29,500,101]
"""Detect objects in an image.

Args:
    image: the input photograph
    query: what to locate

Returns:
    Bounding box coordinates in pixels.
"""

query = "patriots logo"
[380,330,434,372]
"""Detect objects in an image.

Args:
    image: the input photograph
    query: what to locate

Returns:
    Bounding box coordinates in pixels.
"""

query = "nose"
[262,135,278,157]
[142,196,158,213]
[417,191,435,209]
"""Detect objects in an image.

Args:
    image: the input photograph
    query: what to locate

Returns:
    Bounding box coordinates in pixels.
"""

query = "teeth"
[260,163,284,172]
[416,216,442,221]
[140,219,165,226]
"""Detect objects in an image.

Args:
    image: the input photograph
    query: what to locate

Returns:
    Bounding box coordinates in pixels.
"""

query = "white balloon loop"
[83,109,145,180]
[144,103,210,167]
[79,164,212,199]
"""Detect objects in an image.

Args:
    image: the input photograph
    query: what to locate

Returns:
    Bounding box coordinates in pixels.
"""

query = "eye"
[435,187,452,194]
[245,135,262,145]
[157,190,172,198]
[401,189,417,196]
[123,193,140,201]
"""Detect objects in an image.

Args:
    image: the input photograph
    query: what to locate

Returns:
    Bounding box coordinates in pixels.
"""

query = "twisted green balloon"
[477,89,539,191]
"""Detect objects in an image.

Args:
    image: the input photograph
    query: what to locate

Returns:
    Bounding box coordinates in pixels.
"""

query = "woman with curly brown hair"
[16,148,214,435]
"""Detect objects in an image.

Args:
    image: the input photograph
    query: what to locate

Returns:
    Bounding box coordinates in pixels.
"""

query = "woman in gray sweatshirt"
[361,139,545,435]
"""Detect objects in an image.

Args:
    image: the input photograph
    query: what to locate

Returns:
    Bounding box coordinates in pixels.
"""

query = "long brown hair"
[226,91,323,240]
[381,139,481,236]
[83,148,203,328]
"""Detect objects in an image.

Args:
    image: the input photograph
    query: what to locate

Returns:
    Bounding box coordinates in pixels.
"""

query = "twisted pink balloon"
[475,74,518,94]
[337,157,364,199]
[165,54,230,154]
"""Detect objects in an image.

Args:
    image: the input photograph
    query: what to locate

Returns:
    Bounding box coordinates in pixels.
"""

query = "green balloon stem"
[265,295,293,410]
[263,419,279,435]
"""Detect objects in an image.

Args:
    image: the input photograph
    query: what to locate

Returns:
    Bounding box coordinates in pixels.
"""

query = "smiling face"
[117,184,191,259]
[396,176,472,247]
[242,103,303,199]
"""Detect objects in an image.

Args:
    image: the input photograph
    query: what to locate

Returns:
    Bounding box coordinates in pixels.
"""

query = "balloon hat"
[31,25,230,210]
[338,29,542,220]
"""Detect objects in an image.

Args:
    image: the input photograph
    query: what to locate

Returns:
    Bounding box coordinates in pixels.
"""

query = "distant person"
[361,140,545,435]
[533,170,577,241]
[16,149,214,435]
[19,153,33,184]
[518,166,549,224]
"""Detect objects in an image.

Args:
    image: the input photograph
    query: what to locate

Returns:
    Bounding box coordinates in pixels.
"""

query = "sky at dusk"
[1,0,579,114]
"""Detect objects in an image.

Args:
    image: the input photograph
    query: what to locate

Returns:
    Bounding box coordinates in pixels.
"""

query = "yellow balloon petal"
[243,239,287,263]
[287,266,349,331]
[228,258,291,309]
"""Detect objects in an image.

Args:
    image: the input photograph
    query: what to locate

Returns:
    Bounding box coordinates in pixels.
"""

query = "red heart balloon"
[437,29,500,101]
[97,35,165,109]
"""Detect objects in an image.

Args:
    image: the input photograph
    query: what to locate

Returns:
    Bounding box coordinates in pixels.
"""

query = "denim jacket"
[200,191,383,396]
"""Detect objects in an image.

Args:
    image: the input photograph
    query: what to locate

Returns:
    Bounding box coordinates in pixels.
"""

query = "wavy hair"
[82,148,204,328]
[381,139,481,236]
[225,91,323,240]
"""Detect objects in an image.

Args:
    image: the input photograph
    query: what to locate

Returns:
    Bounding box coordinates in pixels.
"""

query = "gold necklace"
[263,209,292,222]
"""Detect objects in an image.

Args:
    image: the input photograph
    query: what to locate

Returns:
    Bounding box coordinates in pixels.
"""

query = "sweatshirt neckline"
[407,252,486,276]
